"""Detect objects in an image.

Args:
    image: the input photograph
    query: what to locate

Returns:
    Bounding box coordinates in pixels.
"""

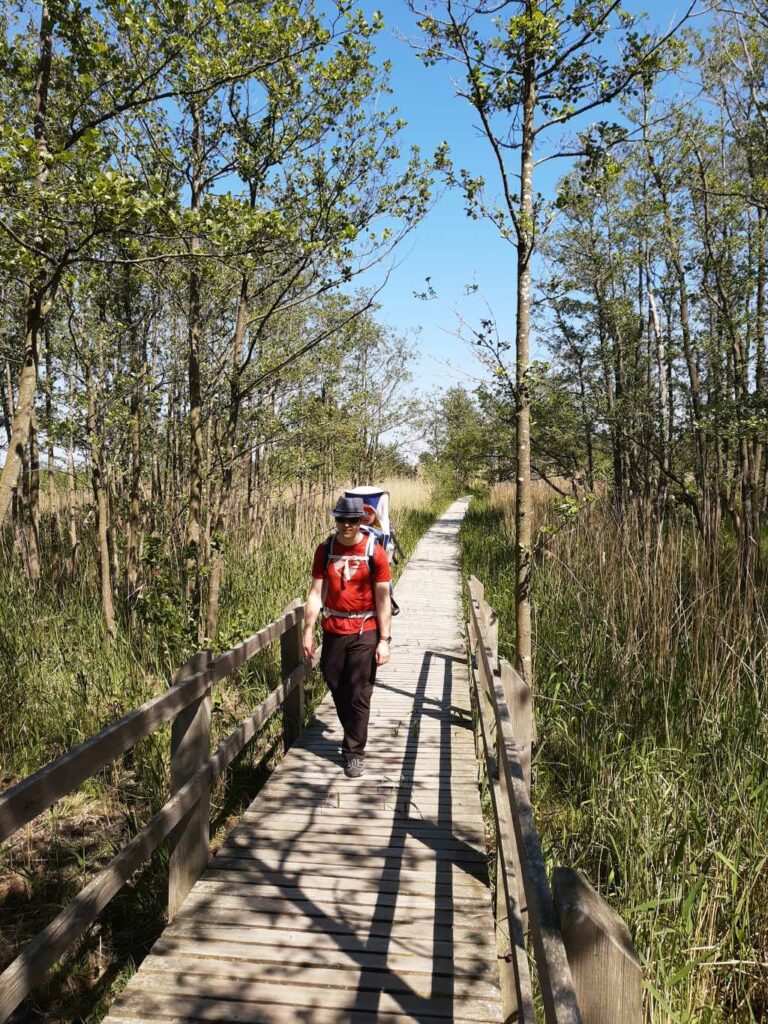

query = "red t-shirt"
[312,534,392,634]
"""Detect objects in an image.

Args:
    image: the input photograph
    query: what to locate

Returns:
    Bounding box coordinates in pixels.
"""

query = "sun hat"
[332,495,365,520]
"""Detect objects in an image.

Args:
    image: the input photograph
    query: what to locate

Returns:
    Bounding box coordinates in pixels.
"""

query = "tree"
[411,0,693,687]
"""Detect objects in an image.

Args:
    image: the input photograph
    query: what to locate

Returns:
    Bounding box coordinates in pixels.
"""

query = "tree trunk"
[513,39,535,689]
[45,324,61,583]
[88,362,116,641]
[576,352,594,490]
[0,292,47,530]
[26,411,42,584]
[206,276,248,642]
[647,275,669,499]
[0,4,55,531]
[185,100,205,636]
[0,361,12,451]
[66,370,79,574]
[750,206,765,564]
[126,274,143,604]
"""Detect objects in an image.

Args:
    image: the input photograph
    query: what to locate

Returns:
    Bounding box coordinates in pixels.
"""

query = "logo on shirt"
[334,558,360,582]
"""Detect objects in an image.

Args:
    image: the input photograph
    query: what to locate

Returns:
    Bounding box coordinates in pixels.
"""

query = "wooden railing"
[467,577,642,1024]
[0,599,308,1023]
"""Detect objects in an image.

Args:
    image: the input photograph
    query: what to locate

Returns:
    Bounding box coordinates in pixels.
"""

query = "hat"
[332,495,365,520]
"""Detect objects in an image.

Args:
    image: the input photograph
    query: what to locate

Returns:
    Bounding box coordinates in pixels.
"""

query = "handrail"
[0,599,308,1022]
[0,603,304,843]
[466,576,642,1024]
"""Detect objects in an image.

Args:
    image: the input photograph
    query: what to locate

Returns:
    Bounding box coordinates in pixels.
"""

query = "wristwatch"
[380,635,392,642]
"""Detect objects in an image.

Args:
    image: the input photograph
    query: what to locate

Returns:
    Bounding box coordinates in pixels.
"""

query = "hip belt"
[322,607,377,634]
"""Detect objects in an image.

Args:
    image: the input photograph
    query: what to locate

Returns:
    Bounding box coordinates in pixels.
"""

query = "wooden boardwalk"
[105,498,503,1024]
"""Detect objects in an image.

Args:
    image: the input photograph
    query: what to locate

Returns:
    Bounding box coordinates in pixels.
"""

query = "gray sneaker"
[344,756,365,779]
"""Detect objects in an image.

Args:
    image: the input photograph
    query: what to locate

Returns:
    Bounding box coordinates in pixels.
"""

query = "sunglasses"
[335,517,361,525]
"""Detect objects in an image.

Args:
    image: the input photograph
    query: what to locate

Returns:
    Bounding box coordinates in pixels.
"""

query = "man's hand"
[302,624,316,661]
[376,639,390,666]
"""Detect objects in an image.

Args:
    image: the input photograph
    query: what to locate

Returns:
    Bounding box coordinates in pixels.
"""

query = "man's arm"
[303,578,323,660]
[374,581,392,666]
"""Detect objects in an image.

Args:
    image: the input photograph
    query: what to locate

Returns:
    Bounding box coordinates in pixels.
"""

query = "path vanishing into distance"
[104,497,505,1023]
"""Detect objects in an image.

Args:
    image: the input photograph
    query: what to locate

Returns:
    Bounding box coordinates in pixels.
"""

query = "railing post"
[281,601,305,749]
[485,603,499,674]
[168,649,212,922]
[466,612,484,787]
[553,868,642,1024]
[501,661,532,795]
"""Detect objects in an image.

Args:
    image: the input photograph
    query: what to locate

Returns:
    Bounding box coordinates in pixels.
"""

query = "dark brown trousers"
[320,629,378,759]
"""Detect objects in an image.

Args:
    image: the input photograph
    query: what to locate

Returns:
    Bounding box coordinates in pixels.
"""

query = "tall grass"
[460,486,768,1024]
[0,475,448,1023]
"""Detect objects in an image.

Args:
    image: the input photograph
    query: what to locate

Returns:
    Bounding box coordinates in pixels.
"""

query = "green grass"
[460,496,768,1024]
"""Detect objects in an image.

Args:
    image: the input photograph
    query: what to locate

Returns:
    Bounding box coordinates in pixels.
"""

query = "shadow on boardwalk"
[107,650,498,1023]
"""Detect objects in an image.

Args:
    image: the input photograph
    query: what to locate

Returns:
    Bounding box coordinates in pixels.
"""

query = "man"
[303,495,392,778]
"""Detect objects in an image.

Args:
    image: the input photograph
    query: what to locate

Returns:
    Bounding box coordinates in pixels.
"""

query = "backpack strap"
[324,534,335,575]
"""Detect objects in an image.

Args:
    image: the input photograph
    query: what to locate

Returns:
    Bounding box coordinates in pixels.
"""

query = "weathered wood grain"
[553,868,642,1024]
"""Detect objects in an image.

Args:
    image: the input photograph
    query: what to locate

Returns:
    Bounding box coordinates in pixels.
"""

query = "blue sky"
[351,0,711,397]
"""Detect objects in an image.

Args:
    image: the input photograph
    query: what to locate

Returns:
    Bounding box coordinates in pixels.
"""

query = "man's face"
[335,517,361,541]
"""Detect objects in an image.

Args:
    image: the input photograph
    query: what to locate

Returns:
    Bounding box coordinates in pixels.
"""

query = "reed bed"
[461,486,768,1024]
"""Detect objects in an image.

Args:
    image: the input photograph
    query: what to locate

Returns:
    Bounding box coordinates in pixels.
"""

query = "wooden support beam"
[280,599,305,748]
[501,660,532,795]
[168,650,213,922]
[553,868,642,1024]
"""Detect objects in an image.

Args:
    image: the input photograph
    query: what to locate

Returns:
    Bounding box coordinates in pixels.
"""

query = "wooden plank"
[213,847,489,879]
[209,604,305,683]
[162,922,498,959]
[553,868,642,1024]
[190,878,484,911]
[145,940,498,985]
[231,823,486,853]
[113,976,502,1022]
[168,650,213,922]
[238,810,486,836]
[174,893,488,933]
[137,963,499,1006]
[221,828,486,852]
[501,660,532,794]
[104,993,500,1024]
[203,865,482,899]
[210,850,487,883]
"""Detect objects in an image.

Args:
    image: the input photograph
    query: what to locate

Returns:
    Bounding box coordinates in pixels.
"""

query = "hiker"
[302,494,392,778]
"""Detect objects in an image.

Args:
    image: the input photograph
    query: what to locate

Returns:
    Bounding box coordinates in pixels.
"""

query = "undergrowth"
[0,478,452,1023]
[460,489,768,1024]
